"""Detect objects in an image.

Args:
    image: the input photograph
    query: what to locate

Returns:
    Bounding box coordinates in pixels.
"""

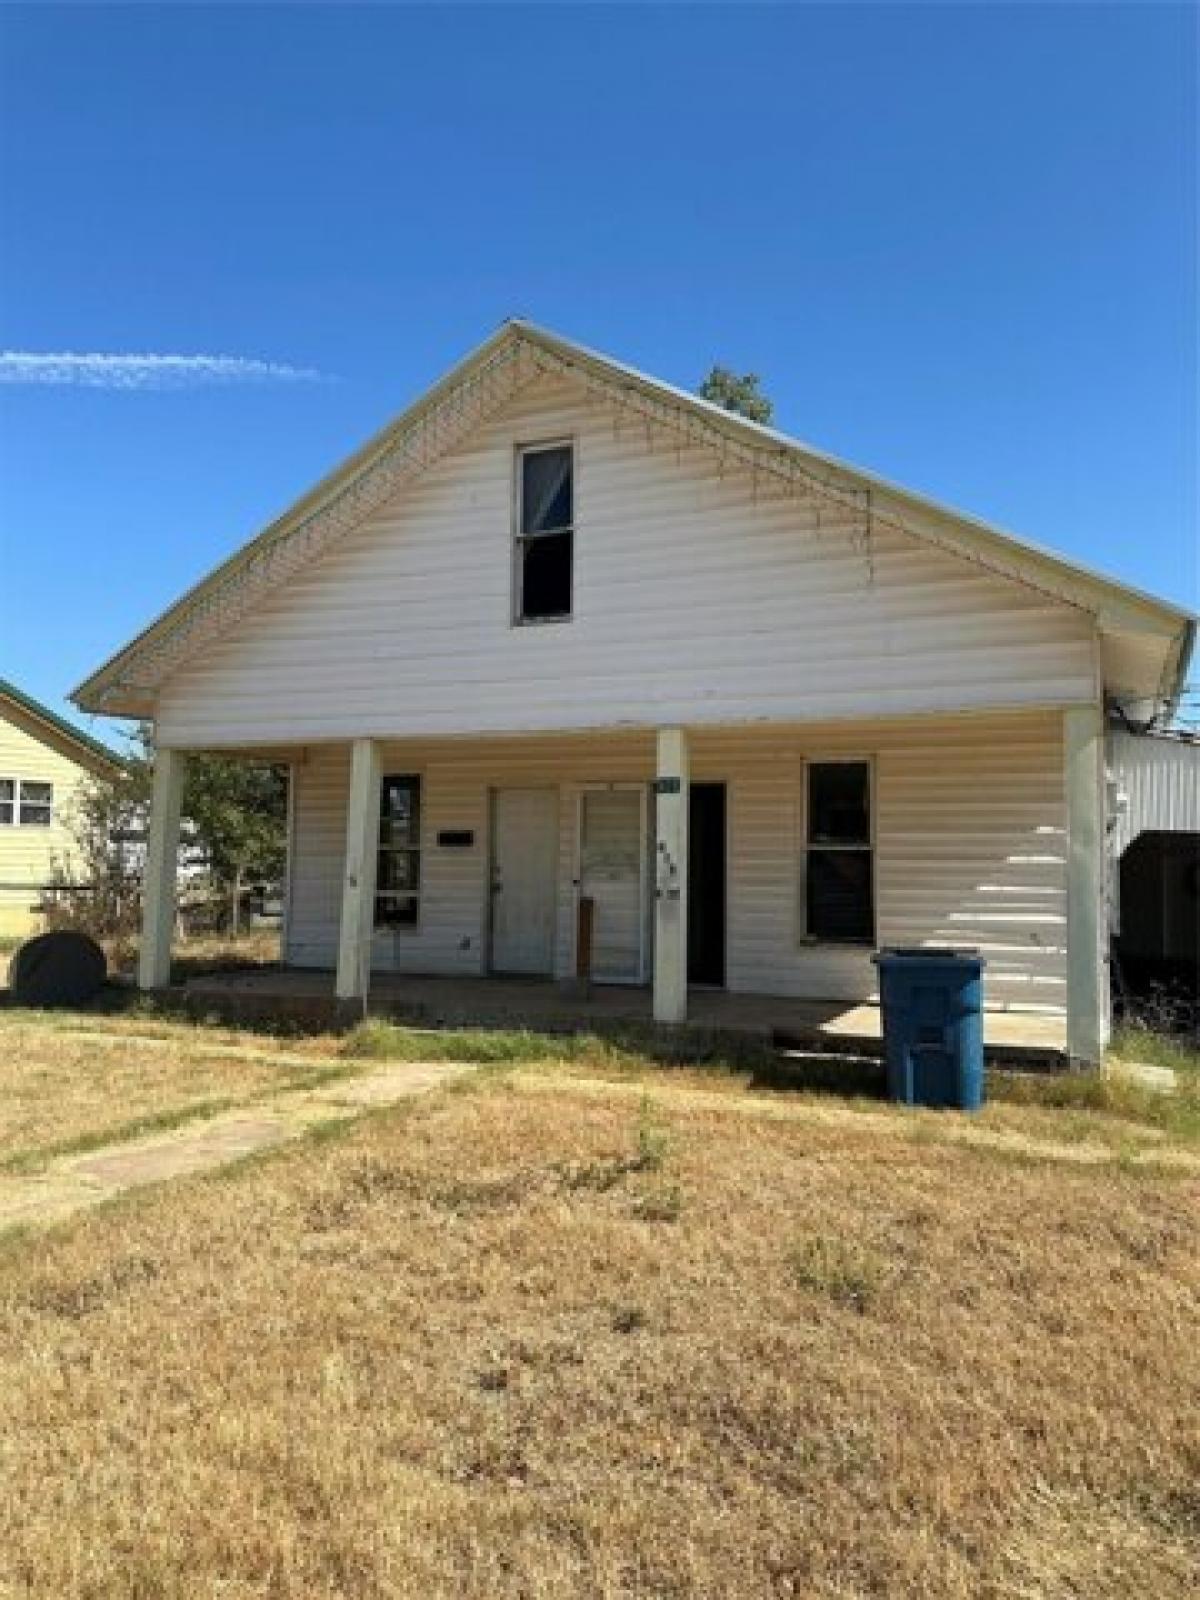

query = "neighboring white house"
[72,322,1195,1063]
[0,678,121,937]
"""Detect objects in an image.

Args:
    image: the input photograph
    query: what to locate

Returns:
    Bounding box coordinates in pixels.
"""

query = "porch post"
[335,738,382,1005]
[138,746,186,991]
[1064,706,1107,1067]
[653,726,689,1024]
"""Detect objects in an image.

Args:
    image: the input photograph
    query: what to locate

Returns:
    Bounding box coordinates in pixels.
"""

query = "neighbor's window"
[515,442,573,622]
[803,761,873,942]
[2,779,53,827]
[375,775,421,927]
[18,781,53,826]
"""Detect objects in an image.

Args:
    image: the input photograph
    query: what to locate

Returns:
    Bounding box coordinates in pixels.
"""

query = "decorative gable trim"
[73,320,1192,718]
[80,334,542,714]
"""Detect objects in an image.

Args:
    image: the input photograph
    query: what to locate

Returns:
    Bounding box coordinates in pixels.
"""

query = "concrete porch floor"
[180,968,1069,1067]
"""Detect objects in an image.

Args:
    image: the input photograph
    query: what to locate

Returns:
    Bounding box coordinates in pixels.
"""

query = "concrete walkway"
[0,1059,474,1232]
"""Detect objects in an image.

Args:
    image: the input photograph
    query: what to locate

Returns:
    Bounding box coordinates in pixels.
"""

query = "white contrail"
[0,351,324,389]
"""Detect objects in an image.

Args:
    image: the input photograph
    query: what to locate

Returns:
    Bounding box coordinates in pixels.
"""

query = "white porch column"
[138,746,187,991]
[653,727,689,1024]
[1064,706,1107,1067]
[335,738,383,1004]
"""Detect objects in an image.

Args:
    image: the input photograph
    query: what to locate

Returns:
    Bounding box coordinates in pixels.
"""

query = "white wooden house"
[72,323,1195,1063]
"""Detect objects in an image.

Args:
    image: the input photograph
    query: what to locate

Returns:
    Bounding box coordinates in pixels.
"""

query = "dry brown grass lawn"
[0,1015,341,1172]
[1,1065,1197,1599]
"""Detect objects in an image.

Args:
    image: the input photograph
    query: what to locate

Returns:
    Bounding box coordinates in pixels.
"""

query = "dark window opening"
[520,531,573,620]
[688,782,727,985]
[516,443,573,621]
[375,774,421,927]
[804,761,873,942]
[808,761,870,845]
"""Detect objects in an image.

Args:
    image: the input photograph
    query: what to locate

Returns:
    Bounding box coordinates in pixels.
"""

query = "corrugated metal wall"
[285,710,1067,1013]
[155,370,1096,746]
[1109,729,1200,855]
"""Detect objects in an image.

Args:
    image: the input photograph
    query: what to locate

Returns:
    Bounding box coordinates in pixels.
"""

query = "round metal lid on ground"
[8,929,107,1008]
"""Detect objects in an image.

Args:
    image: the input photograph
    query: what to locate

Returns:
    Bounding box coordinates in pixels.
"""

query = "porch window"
[515,442,573,622]
[803,760,874,942]
[375,775,421,927]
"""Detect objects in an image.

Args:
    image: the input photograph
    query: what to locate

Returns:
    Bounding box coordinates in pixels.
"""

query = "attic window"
[515,442,573,622]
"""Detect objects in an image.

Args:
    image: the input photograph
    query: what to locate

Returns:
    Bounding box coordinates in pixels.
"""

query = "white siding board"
[155,373,1095,746]
[284,712,1067,1014]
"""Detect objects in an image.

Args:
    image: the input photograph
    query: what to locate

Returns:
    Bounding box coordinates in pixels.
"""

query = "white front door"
[579,787,647,984]
[491,788,558,975]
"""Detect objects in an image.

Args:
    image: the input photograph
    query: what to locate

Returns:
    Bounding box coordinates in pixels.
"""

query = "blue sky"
[1,3,1195,735]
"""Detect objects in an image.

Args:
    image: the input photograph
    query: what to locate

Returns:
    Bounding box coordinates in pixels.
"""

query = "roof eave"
[0,681,124,773]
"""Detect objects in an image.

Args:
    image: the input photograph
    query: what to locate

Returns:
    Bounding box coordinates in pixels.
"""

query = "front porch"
[180,967,1068,1067]
[139,707,1105,1066]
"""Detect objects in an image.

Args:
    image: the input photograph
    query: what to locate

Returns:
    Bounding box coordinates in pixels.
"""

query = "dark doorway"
[688,783,727,986]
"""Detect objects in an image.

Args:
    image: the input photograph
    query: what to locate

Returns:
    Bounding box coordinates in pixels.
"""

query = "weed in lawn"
[791,1232,888,1312]
[555,1095,673,1192]
[631,1181,684,1223]
[992,1043,1196,1145]
[634,1092,670,1170]
[341,1016,780,1076]
[1110,1022,1200,1078]
[611,1304,648,1334]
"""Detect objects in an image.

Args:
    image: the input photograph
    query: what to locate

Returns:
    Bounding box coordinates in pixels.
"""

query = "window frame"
[0,778,54,828]
[374,773,422,931]
[512,438,575,626]
[798,756,876,946]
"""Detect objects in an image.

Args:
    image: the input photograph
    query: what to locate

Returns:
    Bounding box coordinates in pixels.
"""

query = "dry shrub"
[0,1080,1197,1598]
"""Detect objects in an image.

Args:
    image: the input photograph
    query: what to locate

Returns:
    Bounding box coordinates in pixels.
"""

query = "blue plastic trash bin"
[871,948,986,1110]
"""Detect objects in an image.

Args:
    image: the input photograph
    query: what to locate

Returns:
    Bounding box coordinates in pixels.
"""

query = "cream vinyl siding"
[154,371,1095,747]
[285,711,1067,1013]
[0,713,94,936]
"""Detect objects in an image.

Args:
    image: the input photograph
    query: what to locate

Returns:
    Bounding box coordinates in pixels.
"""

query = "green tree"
[49,726,288,941]
[698,366,774,425]
[182,752,288,934]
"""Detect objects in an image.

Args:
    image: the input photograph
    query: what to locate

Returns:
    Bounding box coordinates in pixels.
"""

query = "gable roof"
[72,319,1195,721]
[1,677,123,775]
